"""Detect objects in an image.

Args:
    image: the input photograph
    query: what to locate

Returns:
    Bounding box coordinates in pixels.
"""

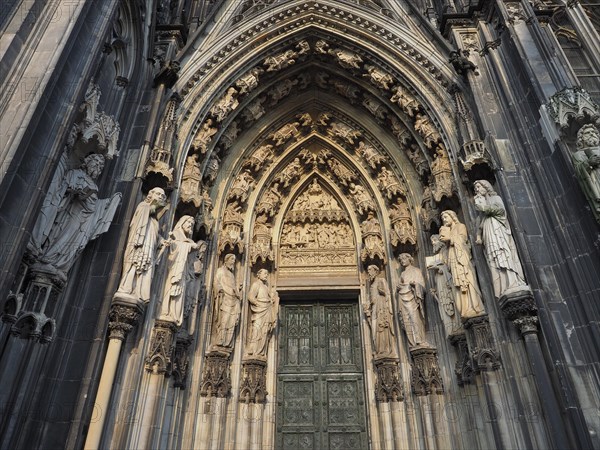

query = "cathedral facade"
[1,1,599,449]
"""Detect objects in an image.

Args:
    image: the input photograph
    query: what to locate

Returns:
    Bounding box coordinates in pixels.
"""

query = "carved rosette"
[499,290,539,336]
[463,314,501,373]
[374,358,404,402]
[239,359,268,404]
[450,333,474,386]
[108,303,141,341]
[145,320,177,374]
[172,334,192,389]
[410,347,444,396]
[200,353,232,398]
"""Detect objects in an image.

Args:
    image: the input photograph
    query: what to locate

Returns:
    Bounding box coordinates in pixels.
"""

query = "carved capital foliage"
[108,303,141,341]
[499,291,539,336]
[145,320,177,374]
[450,333,474,386]
[239,359,268,404]
[374,358,404,402]
[547,87,600,138]
[463,314,501,373]
[410,347,444,396]
[200,353,232,398]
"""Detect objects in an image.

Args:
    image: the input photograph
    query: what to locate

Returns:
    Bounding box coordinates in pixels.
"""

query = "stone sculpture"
[29,153,121,279]
[210,87,239,122]
[349,183,375,214]
[228,170,254,203]
[211,254,241,351]
[365,265,397,359]
[115,187,167,303]
[158,216,200,326]
[192,119,218,153]
[473,180,528,298]
[245,269,279,358]
[397,253,429,348]
[572,124,600,218]
[439,210,485,319]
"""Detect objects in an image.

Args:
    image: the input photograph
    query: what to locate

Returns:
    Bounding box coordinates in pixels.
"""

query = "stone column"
[500,292,570,450]
[84,299,142,450]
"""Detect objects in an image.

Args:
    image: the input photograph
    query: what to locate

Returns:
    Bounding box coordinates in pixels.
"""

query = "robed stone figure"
[158,215,200,326]
[397,253,429,349]
[29,153,121,279]
[365,265,398,359]
[211,254,241,351]
[115,187,167,303]
[245,269,279,358]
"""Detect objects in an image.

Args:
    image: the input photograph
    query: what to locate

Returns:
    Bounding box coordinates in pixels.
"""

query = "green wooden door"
[276,301,368,450]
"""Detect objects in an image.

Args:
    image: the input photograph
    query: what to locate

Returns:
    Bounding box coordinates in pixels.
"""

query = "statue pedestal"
[373,357,404,402]
[239,358,268,403]
[409,346,444,396]
[200,351,232,398]
[449,332,473,386]
[463,314,501,372]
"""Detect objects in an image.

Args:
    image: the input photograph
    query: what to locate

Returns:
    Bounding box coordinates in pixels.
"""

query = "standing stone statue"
[365,265,398,359]
[29,153,121,279]
[572,124,600,217]
[426,234,461,337]
[211,254,241,351]
[158,216,200,326]
[115,187,167,303]
[439,210,485,319]
[245,269,279,358]
[473,180,528,298]
[397,254,429,349]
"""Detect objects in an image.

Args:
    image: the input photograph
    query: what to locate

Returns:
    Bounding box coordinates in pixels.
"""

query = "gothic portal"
[1,1,600,449]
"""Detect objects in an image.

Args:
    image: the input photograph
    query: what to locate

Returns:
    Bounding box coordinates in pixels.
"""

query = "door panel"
[276,301,367,450]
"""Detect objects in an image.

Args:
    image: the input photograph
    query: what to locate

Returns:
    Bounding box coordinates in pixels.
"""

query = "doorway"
[275,299,368,449]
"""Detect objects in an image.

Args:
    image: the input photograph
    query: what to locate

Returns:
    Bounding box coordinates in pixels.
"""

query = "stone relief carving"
[390,86,420,117]
[314,39,329,54]
[263,49,297,72]
[257,183,283,217]
[204,154,221,184]
[407,144,429,178]
[268,78,298,104]
[192,119,218,154]
[362,95,388,122]
[571,124,600,220]
[219,120,240,150]
[389,201,416,247]
[363,64,394,90]
[235,67,263,95]
[270,121,301,146]
[431,147,455,202]
[426,234,462,337]
[244,269,279,358]
[360,212,386,263]
[250,214,274,264]
[158,216,201,326]
[377,166,406,199]
[273,157,303,187]
[325,156,358,187]
[474,180,530,298]
[115,188,167,303]
[180,154,203,206]
[414,113,442,148]
[218,201,245,254]
[241,96,266,123]
[439,210,485,320]
[348,182,376,215]
[389,116,411,146]
[28,153,121,280]
[331,79,361,103]
[356,141,387,169]
[397,254,429,349]
[245,144,274,172]
[328,48,363,69]
[227,170,255,203]
[210,254,241,352]
[210,87,239,122]
[365,265,398,359]
[328,121,362,145]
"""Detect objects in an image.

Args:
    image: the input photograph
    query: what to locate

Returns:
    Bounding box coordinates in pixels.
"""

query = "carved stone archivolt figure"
[474,180,529,298]
[274,157,302,187]
[115,187,167,303]
[361,212,385,262]
[211,254,241,351]
[439,210,485,320]
[210,87,239,122]
[389,201,416,246]
[572,124,600,218]
[397,254,429,349]
[365,265,398,359]
[228,170,254,203]
[349,183,375,215]
[158,216,200,326]
[328,48,363,69]
[29,153,121,279]
[245,269,279,358]
[192,119,218,153]
[426,234,462,337]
